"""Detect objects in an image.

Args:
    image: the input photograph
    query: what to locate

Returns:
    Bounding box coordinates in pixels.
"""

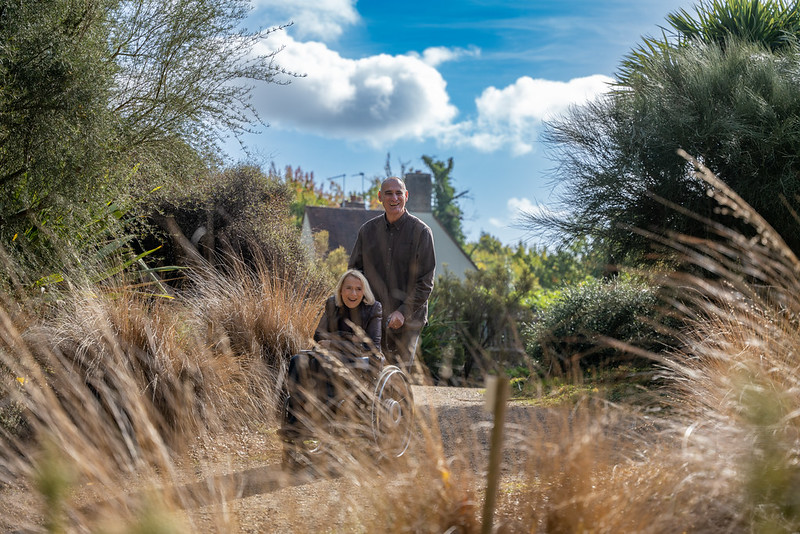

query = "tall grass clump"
[492,150,800,532]
[184,252,329,419]
[0,246,327,531]
[400,151,800,532]
[646,151,800,531]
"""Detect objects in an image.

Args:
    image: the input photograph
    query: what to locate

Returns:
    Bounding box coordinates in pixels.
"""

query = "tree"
[1,0,294,278]
[0,0,116,235]
[422,155,467,246]
[108,0,296,191]
[266,164,337,226]
[537,10,800,263]
[668,0,800,49]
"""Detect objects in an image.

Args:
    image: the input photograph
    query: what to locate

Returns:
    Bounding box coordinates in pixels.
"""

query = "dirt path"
[1,385,556,533]
[179,385,556,533]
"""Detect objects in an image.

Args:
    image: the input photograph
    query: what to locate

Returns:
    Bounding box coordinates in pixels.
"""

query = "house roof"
[302,205,478,278]
[303,205,383,255]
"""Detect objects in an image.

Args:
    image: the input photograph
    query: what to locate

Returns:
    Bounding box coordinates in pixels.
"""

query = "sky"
[227,0,695,247]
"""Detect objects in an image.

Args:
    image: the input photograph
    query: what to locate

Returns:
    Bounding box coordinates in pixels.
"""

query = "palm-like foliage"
[619,0,800,83]
[670,0,800,49]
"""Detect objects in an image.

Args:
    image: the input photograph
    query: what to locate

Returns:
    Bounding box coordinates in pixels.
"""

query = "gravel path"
[1,385,553,533]
[179,384,554,533]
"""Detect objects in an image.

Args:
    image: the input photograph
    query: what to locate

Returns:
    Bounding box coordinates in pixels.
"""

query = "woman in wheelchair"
[279,269,383,455]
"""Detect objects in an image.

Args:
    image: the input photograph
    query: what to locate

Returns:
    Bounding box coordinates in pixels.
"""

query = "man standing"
[349,176,436,370]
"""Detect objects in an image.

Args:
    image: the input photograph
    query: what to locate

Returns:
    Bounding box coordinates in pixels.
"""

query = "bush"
[421,268,534,385]
[525,276,672,377]
[136,164,332,293]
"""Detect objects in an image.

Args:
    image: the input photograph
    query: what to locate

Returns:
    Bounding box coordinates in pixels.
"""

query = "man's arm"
[397,225,436,321]
[348,228,364,271]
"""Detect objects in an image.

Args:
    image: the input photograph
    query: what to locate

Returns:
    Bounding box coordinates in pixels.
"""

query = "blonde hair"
[334,269,376,307]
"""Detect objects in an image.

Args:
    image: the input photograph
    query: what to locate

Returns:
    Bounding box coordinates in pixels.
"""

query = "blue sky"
[229,0,694,247]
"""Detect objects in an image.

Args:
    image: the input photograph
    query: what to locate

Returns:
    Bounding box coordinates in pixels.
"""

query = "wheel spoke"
[372,366,414,458]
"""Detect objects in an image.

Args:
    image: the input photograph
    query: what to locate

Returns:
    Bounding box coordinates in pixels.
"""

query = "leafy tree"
[364,177,382,209]
[669,0,800,48]
[0,0,116,237]
[538,36,800,262]
[1,0,294,281]
[266,164,338,226]
[108,0,296,192]
[422,155,467,246]
[469,233,603,291]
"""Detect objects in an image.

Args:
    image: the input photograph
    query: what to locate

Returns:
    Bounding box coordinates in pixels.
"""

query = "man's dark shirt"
[349,211,436,326]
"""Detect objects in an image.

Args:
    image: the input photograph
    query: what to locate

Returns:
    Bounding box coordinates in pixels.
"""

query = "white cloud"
[252,35,458,146]
[488,197,559,231]
[486,198,547,230]
[449,74,614,155]
[252,0,359,40]
[251,31,612,154]
[409,46,481,67]
[508,197,555,219]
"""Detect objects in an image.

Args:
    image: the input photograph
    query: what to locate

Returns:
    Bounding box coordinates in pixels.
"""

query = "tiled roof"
[304,205,384,255]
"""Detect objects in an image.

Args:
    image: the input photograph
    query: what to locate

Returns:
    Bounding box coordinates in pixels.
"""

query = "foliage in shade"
[539,37,800,263]
[136,164,333,295]
[0,0,293,275]
[523,276,672,377]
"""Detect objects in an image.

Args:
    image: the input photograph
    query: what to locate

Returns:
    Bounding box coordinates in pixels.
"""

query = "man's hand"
[387,310,405,330]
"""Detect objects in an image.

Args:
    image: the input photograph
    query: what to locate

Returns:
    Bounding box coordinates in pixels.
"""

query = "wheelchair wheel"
[371,365,414,458]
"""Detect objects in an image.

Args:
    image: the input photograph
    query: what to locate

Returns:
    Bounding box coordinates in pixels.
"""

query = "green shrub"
[421,268,535,384]
[525,276,672,377]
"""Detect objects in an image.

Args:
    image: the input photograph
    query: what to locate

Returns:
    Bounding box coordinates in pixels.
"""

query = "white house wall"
[413,211,476,281]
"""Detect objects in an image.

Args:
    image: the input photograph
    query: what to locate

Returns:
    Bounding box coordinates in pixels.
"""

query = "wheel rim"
[372,366,414,458]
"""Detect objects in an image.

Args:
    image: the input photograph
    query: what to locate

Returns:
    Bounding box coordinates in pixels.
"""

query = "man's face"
[378,178,408,221]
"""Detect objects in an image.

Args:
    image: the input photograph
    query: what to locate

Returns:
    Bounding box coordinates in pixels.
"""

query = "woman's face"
[341,275,365,309]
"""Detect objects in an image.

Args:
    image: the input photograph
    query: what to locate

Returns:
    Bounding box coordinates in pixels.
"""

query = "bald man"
[349,177,436,371]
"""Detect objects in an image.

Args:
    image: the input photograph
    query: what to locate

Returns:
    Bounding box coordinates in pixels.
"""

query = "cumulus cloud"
[252,35,458,145]
[251,30,612,154]
[409,45,481,67]
[446,74,614,155]
[252,0,359,40]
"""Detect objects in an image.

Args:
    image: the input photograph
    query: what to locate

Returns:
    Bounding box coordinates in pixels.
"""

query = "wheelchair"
[280,348,414,471]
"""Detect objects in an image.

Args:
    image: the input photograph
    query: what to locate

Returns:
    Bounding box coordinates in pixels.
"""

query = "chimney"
[404,172,432,213]
[343,194,365,209]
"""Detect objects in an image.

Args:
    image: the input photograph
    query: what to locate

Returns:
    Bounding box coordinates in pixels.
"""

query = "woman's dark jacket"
[313,296,382,353]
